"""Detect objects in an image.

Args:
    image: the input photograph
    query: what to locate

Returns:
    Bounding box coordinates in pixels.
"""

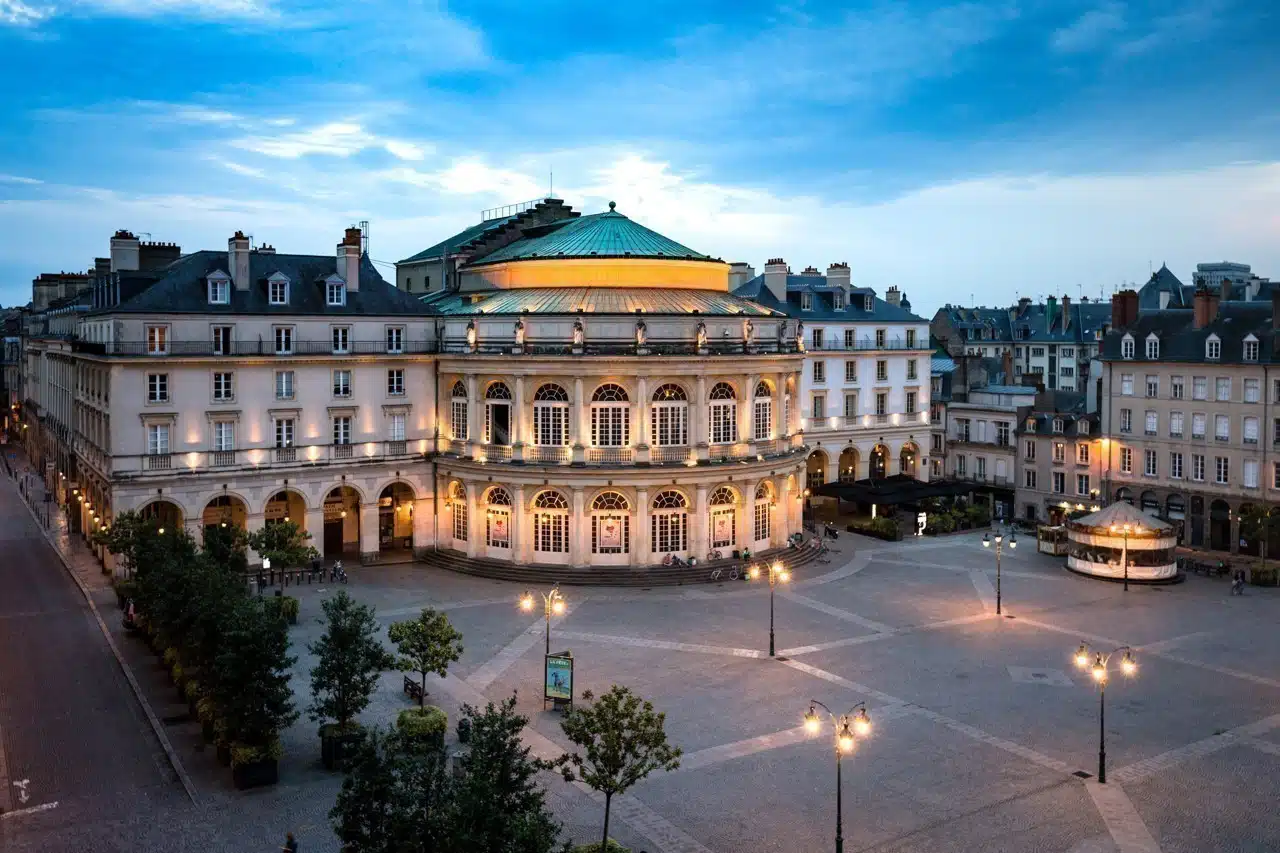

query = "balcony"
[275,447,297,463]
[385,439,407,457]
[211,450,235,467]
[440,338,803,356]
[650,445,691,464]
[753,438,779,456]
[587,447,632,465]
[331,444,354,460]
[480,444,513,462]
[527,445,570,464]
[145,453,171,470]
[73,339,437,357]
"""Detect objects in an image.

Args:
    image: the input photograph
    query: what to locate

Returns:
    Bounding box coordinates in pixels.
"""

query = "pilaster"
[359,503,379,564]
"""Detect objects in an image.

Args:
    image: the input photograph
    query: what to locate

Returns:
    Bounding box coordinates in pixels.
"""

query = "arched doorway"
[202,495,246,532]
[806,449,828,490]
[1140,491,1159,515]
[378,482,416,555]
[900,442,919,478]
[838,447,859,483]
[1166,495,1186,543]
[531,490,570,564]
[482,485,511,558]
[1115,487,1134,506]
[447,482,468,549]
[709,486,739,553]
[140,499,183,534]
[870,445,889,480]
[265,490,306,528]
[1238,503,1261,556]
[753,482,775,546]
[650,490,689,558]
[324,485,361,557]
[1210,499,1231,551]
[1189,496,1205,547]
[590,491,630,565]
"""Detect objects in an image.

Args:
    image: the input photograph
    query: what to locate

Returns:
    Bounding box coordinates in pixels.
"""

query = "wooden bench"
[403,675,424,702]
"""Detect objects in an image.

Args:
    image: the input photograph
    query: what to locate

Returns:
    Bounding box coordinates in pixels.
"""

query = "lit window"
[146,325,168,355]
[387,369,405,396]
[327,278,346,306]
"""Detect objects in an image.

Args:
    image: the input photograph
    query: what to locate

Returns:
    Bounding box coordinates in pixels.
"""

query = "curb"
[6,471,199,805]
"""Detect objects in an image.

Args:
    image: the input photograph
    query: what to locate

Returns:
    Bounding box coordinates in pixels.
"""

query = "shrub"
[197,696,217,724]
[172,662,185,684]
[114,577,138,600]
[571,843,629,853]
[231,738,283,768]
[927,512,956,534]
[967,505,991,527]
[163,647,180,668]
[184,679,202,702]
[397,706,448,746]
[266,595,300,624]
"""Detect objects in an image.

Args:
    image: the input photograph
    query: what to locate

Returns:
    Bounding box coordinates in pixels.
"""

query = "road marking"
[379,596,516,619]
[678,726,812,772]
[776,633,895,657]
[1243,737,1280,758]
[0,800,59,821]
[1136,631,1216,655]
[1084,781,1162,853]
[795,551,872,588]
[466,601,583,690]
[777,658,913,706]
[1112,712,1280,784]
[780,590,895,633]
[556,630,762,659]
[969,569,998,612]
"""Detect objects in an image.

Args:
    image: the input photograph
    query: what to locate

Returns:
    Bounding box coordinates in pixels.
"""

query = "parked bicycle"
[706,549,724,562]
[710,564,741,582]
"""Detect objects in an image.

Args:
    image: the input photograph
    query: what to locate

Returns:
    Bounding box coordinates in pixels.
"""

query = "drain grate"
[775,656,790,662]
[1073,770,1093,779]
[1005,614,1017,619]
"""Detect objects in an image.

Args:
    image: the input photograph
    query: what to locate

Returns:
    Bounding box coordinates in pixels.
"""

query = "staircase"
[419,543,828,587]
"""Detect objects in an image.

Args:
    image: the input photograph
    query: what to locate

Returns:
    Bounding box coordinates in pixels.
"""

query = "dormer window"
[1052,418,1064,433]
[1145,334,1159,360]
[207,272,230,305]
[1206,334,1221,361]
[801,293,812,311]
[327,276,346,307]
[863,295,873,311]
[1121,334,1134,360]
[1244,334,1259,362]
[1078,420,1090,436]
[1026,418,1036,432]
[268,274,289,306]
[832,292,845,310]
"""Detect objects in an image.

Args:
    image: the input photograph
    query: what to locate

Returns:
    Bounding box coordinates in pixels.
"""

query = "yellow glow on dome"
[461,257,729,293]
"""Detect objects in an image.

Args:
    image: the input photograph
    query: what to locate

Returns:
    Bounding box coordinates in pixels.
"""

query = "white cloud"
[172,106,241,123]
[0,174,43,184]
[1051,3,1126,53]
[231,121,378,159]
[0,0,50,25]
[70,0,273,19]
[383,140,429,162]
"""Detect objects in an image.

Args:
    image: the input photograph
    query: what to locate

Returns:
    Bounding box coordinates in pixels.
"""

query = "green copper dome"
[469,205,714,266]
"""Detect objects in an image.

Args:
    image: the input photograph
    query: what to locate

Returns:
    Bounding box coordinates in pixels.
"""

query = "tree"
[248,520,319,570]
[561,685,682,851]
[388,609,464,707]
[1238,503,1279,581]
[214,598,298,761]
[202,523,249,574]
[309,591,395,733]
[92,509,154,578]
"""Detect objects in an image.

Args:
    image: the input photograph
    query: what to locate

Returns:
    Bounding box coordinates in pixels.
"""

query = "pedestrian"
[1232,569,1245,596]
[281,831,298,853]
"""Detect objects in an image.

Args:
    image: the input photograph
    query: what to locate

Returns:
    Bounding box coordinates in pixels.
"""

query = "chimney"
[139,240,181,271]
[228,231,251,291]
[885,285,902,306]
[825,262,850,294]
[94,257,110,280]
[1193,286,1220,330]
[1045,295,1057,333]
[338,226,362,292]
[1061,294,1071,331]
[1001,349,1013,384]
[1111,289,1139,329]
[801,265,820,276]
[109,230,140,272]
[764,258,788,303]
[727,261,755,291]
[256,244,276,255]
[1220,278,1232,303]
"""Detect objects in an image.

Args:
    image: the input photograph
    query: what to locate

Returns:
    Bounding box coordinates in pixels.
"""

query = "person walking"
[281,831,298,852]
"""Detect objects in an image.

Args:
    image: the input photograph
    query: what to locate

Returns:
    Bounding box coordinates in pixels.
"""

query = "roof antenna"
[359,220,369,255]
[549,167,553,199]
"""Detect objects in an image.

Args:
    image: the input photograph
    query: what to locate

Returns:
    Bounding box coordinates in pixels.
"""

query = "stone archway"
[807,449,828,490]
[1210,499,1231,552]
[838,447,859,483]
[265,490,307,529]
[139,499,183,534]
[202,494,247,531]
[870,444,889,480]
[378,482,416,554]
[324,485,362,557]
[900,442,920,478]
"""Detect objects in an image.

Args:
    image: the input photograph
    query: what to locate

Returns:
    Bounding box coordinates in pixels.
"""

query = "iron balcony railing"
[809,338,925,352]
[72,339,436,357]
[440,338,803,356]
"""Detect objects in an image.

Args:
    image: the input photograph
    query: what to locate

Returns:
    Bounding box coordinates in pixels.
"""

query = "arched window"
[1121,335,1134,360]
[753,381,773,442]
[1206,334,1221,361]
[753,482,775,542]
[485,382,512,400]
[651,384,689,447]
[484,382,512,445]
[651,490,688,554]
[591,491,630,554]
[532,383,570,446]
[591,383,630,447]
[450,381,468,442]
[709,382,738,444]
[449,482,468,542]
[485,486,511,548]
[1145,334,1160,360]
[709,486,737,549]
[533,490,569,553]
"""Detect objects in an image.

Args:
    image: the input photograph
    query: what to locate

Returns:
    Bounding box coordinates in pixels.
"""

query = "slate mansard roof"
[99,250,435,316]
[938,301,1111,345]
[1100,301,1276,364]
[731,274,925,323]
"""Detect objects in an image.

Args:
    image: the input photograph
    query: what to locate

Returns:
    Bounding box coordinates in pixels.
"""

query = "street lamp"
[749,560,791,656]
[1108,523,1143,591]
[1073,643,1137,783]
[519,585,566,656]
[804,700,873,853]
[981,528,1016,615]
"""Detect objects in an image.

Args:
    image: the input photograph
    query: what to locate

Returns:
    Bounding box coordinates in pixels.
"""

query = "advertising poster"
[491,513,509,543]
[598,516,622,550]
[545,654,573,702]
[712,512,733,546]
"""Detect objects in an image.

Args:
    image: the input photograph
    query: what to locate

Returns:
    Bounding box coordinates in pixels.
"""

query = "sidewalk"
[2,445,112,593]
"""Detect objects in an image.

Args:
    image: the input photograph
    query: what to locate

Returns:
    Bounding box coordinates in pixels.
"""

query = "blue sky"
[1,0,1277,311]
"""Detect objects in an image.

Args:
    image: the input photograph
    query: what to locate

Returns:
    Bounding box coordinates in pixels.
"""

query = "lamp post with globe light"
[1073,643,1137,783]
[982,528,1016,615]
[804,699,872,853]
[519,585,566,656]
[749,560,791,656]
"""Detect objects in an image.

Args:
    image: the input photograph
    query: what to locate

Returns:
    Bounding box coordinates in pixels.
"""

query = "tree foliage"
[247,519,319,569]
[202,522,249,574]
[213,599,298,756]
[561,685,681,851]
[309,591,395,732]
[388,608,464,706]
[1238,504,1279,558]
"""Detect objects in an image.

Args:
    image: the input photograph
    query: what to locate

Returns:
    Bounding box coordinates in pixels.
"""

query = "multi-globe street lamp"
[981,528,1016,615]
[1073,643,1138,783]
[1108,523,1143,591]
[519,584,567,656]
[749,560,791,656]
[804,699,873,853]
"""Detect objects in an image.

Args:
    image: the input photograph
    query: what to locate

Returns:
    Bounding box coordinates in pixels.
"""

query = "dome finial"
[608,201,616,211]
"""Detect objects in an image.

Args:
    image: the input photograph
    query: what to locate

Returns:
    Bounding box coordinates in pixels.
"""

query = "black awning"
[814,475,974,505]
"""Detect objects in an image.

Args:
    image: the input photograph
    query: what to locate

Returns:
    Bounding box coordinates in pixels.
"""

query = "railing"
[275,447,297,463]
[480,444,513,462]
[146,453,171,470]
[443,439,467,455]
[527,445,570,464]
[709,443,752,461]
[211,450,235,467]
[385,440,407,456]
[811,338,924,352]
[332,444,354,460]
[650,445,690,464]
[72,339,436,357]
[754,439,779,456]
[875,414,889,424]
[441,338,803,356]
[586,447,632,465]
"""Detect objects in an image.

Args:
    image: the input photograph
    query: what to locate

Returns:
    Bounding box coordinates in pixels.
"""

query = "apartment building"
[1013,391,1104,524]
[732,260,931,487]
[1100,287,1277,552]
[945,380,1035,521]
[929,350,955,480]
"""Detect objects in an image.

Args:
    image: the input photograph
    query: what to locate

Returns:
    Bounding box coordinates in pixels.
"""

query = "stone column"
[424,364,438,454]
[305,507,326,559]
[570,487,586,568]
[184,516,203,547]
[739,375,757,444]
[741,479,759,554]
[771,477,786,548]
[572,377,587,464]
[465,373,479,457]
[633,487,649,567]
[245,511,265,567]
[633,376,648,463]
[464,482,480,559]
[359,503,379,564]
[513,375,527,463]
[772,372,785,441]
[693,484,709,559]
[513,485,527,564]
[411,497,431,557]
[695,375,709,461]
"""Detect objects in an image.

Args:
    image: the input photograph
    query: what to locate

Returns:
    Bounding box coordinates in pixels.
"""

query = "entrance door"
[324,519,344,556]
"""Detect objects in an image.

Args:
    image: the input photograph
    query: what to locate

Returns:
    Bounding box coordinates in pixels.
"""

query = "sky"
[0,0,1277,313]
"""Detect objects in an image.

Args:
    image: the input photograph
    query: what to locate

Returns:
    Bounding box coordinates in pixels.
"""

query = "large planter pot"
[216,743,232,766]
[232,758,279,790]
[320,727,365,771]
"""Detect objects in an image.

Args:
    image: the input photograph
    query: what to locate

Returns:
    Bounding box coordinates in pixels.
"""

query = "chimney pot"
[763,258,788,303]
[338,227,361,292]
[228,232,251,291]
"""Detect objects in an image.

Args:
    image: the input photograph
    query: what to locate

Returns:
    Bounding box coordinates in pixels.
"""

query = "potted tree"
[388,607,463,707]
[248,520,319,577]
[309,591,394,770]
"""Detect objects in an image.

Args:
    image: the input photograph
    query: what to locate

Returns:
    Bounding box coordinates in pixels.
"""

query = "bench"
[403,675,424,702]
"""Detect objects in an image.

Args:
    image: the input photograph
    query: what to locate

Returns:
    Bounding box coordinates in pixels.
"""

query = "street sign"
[544,652,573,706]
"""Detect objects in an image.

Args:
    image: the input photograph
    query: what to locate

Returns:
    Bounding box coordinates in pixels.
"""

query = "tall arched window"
[533,383,570,446]
[533,490,569,554]
[708,382,738,444]
[484,382,512,446]
[449,481,468,542]
[709,486,737,549]
[591,383,630,447]
[651,383,688,447]
[754,481,775,542]
[484,486,511,548]
[753,380,773,441]
[591,491,630,554]
[651,490,688,554]
[450,381,468,442]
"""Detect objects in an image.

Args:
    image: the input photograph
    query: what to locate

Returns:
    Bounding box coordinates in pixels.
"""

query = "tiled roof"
[1101,302,1274,363]
[939,301,1110,344]
[426,286,781,316]
[100,250,433,316]
[398,213,520,264]
[732,275,924,322]
[1137,264,1189,310]
[469,205,713,266]
[931,355,956,374]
